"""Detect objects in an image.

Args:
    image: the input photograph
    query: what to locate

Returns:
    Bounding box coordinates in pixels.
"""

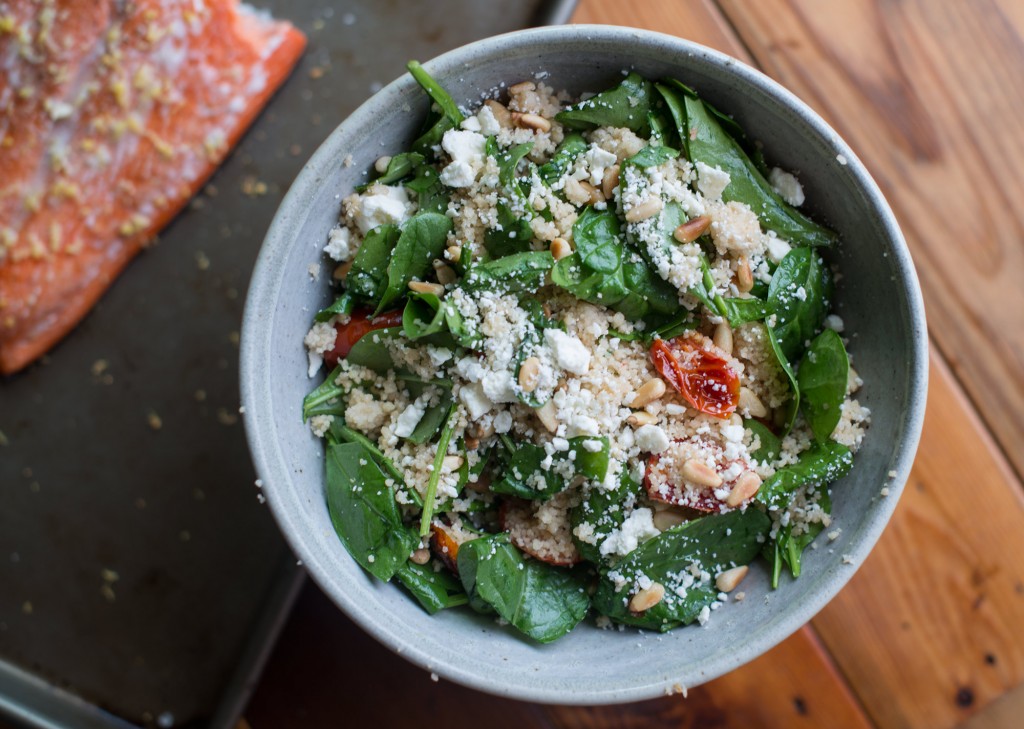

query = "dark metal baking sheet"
[0,1,576,727]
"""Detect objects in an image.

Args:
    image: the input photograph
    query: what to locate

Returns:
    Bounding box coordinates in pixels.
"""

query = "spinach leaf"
[461,251,554,294]
[484,202,533,259]
[556,72,653,135]
[346,326,402,372]
[303,366,345,420]
[347,225,400,303]
[593,509,770,631]
[404,164,449,215]
[719,296,772,327]
[681,94,837,247]
[402,291,480,349]
[570,471,644,563]
[745,418,781,463]
[772,488,831,584]
[538,133,588,185]
[489,138,533,187]
[621,144,679,173]
[756,441,853,510]
[314,292,356,323]
[766,325,800,436]
[797,329,849,442]
[457,533,591,643]
[406,395,455,446]
[574,206,623,273]
[767,247,833,362]
[327,419,423,508]
[407,60,464,125]
[373,152,425,186]
[395,560,468,614]
[418,405,460,536]
[325,443,419,582]
[492,435,610,500]
[375,213,453,314]
[653,82,689,155]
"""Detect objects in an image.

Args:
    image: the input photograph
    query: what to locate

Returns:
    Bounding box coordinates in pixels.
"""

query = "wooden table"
[245,1,1024,727]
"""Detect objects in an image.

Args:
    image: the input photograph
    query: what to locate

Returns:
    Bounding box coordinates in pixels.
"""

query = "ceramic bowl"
[240,25,927,703]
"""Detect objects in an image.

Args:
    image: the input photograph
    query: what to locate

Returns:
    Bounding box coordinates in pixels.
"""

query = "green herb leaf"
[457,533,591,643]
[418,405,460,536]
[461,251,554,294]
[375,213,453,315]
[797,329,849,442]
[373,152,425,186]
[756,441,853,510]
[395,560,468,614]
[314,292,356,323]
[719,296,772,327]
[621,144,679,172]
[767,247,833,362]
[347,225,400,303]
[346,326,402,372]
[404,164,449,215]
[302,365,345,419]
[492,435,610,500]
[556,72,653,134]
[325,443,419,582]
[592,509,770,631]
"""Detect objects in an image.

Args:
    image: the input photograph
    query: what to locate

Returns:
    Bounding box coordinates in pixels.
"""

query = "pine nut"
[518,357,541,392]
[653,510,685,531]
[550,237,572,260]
[736,255,754,293]
[715,565,749,593]
[579,180,605,205]
[333,260,352,281]
[536,400,558,432]
[511,111,551,132]
[681,459,723,488]
[673,214,711,243]
[629,582,665,613]
[442,455,464,472]
[631,378,666,408]
[408,281,444,296]
[713,321,733,355]
[726,471,762,507]
[410,548,431,565]
[627,411,658,427]
[625,196,663,223]
[374,155,392,174]
[446,245,462,263]
[563,177,591,206]
[601,164,620,199]
[485,99,512,128]
[435,264,457,286]
[739,386,768,418]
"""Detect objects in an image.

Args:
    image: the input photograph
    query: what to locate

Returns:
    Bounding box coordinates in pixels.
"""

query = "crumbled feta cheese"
[825,314,845,333]
[477,105,501,136]
[768,167,805,206]
[544,329,591,374]
[458,382,493,419]
[635,424,670,454]
[599,508,660,557]
[439,129,486,188]
[494,410,513,434]
[766,236,792,264]
[695,162,731,201]
[324,226,352,261]
[354,185,413,234]
[582,145,618,186]
[394,397,427,438]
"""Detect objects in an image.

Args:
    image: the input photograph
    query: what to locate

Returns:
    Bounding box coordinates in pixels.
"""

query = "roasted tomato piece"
[324,309,403,366]
[645,451,721,512]
[649,333,740,419]
[499,494,581,566]
[429,521,471,575]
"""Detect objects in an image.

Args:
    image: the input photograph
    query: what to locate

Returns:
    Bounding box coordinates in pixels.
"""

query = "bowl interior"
[241,26,927,703]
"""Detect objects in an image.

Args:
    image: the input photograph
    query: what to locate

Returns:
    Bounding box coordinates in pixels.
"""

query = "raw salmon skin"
[0,0,306,374]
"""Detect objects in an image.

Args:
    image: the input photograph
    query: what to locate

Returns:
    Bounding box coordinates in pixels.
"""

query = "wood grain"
[543,627,871,729]
[712,0,1024,481]
[811,351,1024,729]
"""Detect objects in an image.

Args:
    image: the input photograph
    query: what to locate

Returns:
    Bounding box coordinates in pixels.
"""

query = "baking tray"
[0,1,576,727]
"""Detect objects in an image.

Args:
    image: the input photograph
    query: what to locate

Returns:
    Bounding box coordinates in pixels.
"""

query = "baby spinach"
[418,405,460,537]
[797,329,849,442]
[314,292,356,323]
[347,224,400,303]
[538,133,588,185]
[346,326,402,372]
[404,164,448,215]
[570,472,644,563]
[402,291,480,350]
[768,247,833,362]
[766,325,800,436]
[357,152,426,191]
[557,72,654,135]
[756,441,853,510]
[407,60,463,125]
[461,251,553,294]
[484,202,533,259]
[745,418,781,463]
[406,394,455,446]
[512,299,562,408]
[771,488,831,586]
[325,442,420,582]
[574,206,623,273]
[719,296,772,327]
[681,94,837,248]
[395,561,468,615]
[621,144,679,173]
[492,435,610,500]
[375,213,454,314]
[302,366,345,419]
[327,420,412,499]
[488,138,533,187]
[457,533,591,643]
[593,509,770,631]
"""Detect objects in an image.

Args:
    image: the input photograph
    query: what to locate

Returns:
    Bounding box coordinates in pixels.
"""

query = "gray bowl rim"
[240,24,929,704]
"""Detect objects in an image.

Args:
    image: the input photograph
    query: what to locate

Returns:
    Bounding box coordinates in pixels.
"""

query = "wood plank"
[712,0,1024,481]
[543,627,872,729]
[810,351,1024,729]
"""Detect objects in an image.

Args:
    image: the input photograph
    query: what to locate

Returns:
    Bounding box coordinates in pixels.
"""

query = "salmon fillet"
[0,0,306,374]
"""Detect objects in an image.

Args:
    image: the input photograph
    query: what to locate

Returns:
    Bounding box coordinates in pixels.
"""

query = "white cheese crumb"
[494,410,513,434]
[354,185,413,234]
[836,154,848,165]
[768,167,805,206]
[695,162,731,201]
[635,424,670,454]
[599,507,660,557]
[439,129,486,188]
[458,382,493,419]
[824,314,845,333]
[393,397,427,438]
[543,329,591,375]
[766,236,792,264]
[324,226,352,262]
